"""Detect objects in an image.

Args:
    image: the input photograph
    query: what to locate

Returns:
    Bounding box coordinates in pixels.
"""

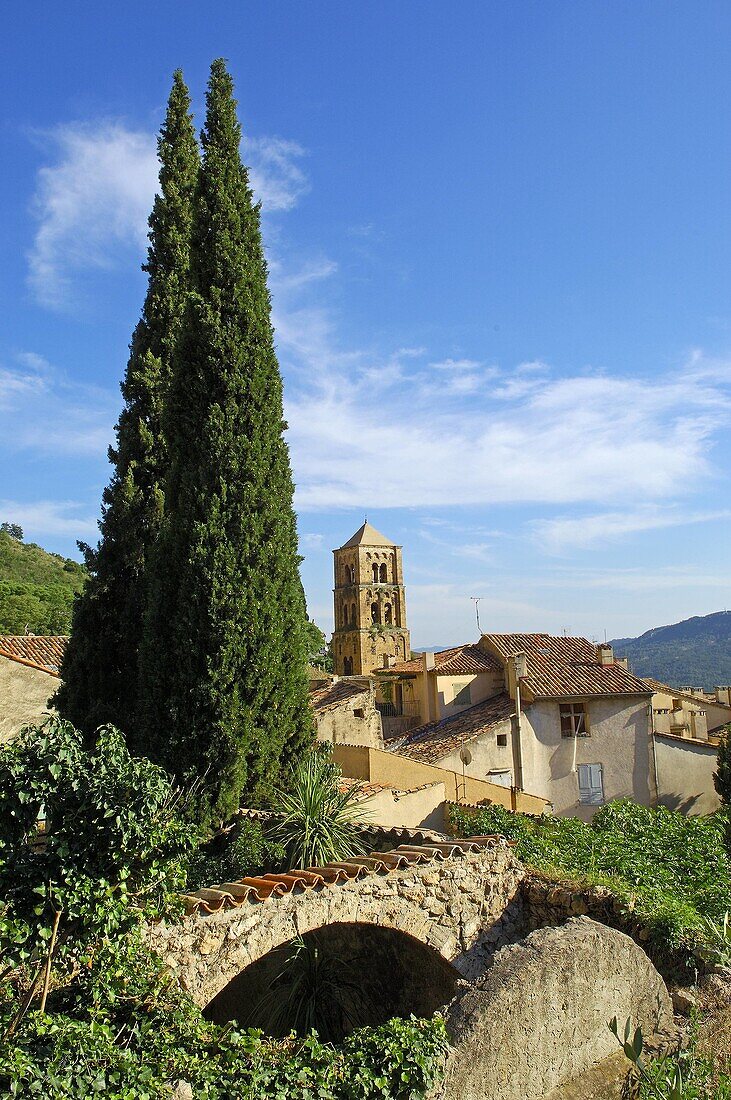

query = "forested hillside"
[612,611,731,689]
[0,527,85,634]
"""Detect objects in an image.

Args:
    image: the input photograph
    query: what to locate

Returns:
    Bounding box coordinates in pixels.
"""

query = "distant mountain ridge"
[611,611,731,690]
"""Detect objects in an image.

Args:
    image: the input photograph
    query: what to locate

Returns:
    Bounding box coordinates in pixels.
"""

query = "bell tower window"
[379,563,387,582]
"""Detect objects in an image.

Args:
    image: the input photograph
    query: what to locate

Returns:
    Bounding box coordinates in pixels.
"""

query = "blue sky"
[2,3,731,647]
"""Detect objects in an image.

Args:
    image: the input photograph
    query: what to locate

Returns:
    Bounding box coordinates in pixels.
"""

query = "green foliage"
[0,717,196,975]
[611,1016,731,1099]
[184,818,285,891]
[273,749,367,869]
[0,967,448,1100]
[449,799,731,964]
[715,733,731,806]
[254,933,368,1042]
[54,70,199,739]
[1,523,23,540]
[0,530,85,634]
[140,58,312,824]
[305,619,330,670]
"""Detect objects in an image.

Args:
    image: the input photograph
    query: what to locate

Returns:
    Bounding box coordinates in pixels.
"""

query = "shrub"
[185,819,286,890]
[272,748,367,869]
[449,799,731,963]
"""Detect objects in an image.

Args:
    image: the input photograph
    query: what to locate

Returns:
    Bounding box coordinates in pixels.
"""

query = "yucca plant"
[272,749,368,869]
[253,933,368,1042]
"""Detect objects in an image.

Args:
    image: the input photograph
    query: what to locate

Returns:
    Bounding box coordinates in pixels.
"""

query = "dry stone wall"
[148,841,524,1008]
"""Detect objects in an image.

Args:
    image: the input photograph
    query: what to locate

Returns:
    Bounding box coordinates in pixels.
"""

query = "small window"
[560,702,589,737]
[371,602,380,624]
[577,763,604,806]
[372,563,379,582]
[379,563,387,582]
[353,708,365,719]
[497,733,508,747]
[453,683,472,707]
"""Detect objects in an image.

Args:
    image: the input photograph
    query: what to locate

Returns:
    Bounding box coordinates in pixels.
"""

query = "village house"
[0,635,65,742]
[643,678,728,816]
[378,634,656,819]
[309,675,384,749]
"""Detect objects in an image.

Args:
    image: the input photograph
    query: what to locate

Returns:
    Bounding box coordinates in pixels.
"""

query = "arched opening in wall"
[379,562,387,582]
[370,602,380,624]
[372,563,379,582]
[384,603,393,625]
[350,603,357,626]
[343,656,353,674]
[203,922,459,1043]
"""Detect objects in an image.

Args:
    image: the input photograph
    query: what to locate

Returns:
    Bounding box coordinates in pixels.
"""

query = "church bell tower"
[332,522,411,677]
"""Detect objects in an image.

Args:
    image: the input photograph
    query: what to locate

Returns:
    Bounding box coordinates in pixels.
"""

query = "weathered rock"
[672,988,697,1016]
[440,917,673,1100]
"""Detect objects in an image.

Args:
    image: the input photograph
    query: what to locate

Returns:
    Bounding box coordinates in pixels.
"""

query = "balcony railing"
[376,701,422,719]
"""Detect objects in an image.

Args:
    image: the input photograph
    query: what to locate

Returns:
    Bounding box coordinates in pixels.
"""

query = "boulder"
[440,917,673,1100]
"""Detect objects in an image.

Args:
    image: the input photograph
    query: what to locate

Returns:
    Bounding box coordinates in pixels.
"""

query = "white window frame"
[577,763,604,806]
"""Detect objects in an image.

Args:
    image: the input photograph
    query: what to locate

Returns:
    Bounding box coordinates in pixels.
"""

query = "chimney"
[422,651,436,673]
[596,643,614,666]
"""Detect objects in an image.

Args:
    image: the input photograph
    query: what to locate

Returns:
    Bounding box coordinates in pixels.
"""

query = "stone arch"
[204,921,460,1037]
[343,655,353,674]
[350,602,357,626]
[370,601,380,624]
[384,602,393,625]
[372,562,379,582]
[379,562,387,582]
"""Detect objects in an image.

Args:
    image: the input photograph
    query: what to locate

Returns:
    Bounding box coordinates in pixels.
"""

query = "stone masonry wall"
[147,842,524,1008]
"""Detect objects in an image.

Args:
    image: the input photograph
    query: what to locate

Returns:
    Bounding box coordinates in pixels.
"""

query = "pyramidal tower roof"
[340,521,396,548]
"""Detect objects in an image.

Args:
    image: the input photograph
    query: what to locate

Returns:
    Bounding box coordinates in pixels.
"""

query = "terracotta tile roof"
[483,633,652,699]
[338,777,441,801]
[377,644,500,678]
[645,678,731,713]
[395,692,515,765]
[0,635,68,676]
[181,836,506,915]
[340,522,396,548]
[654,730,721,748]
[309,678,371,712]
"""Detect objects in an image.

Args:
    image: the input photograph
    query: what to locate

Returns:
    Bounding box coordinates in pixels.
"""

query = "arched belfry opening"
[379,562,387,582]
[204,923,459,1042]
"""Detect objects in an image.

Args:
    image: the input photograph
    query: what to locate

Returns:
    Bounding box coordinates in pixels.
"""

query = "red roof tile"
[377,644,500,678]
[181,836,504,915]
[0,635,68,676]
[394,692,515,765]
[483,633,652,699]
[309,678,371,712]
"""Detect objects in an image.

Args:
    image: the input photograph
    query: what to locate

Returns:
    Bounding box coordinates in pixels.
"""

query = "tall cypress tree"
[55,72,199,741]
[140,59,313,823]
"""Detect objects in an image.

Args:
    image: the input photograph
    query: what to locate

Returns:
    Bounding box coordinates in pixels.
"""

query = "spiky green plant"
[272,750,368,869]
[253,933,368,1042]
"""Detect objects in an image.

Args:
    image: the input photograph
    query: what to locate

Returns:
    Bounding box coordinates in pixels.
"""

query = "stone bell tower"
[332,522,410,676]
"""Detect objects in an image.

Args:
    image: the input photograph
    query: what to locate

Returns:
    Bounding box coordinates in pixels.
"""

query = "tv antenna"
[470,597,483,634]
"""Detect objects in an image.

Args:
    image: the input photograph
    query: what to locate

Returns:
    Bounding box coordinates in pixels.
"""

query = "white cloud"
[244,136,308,212]
[28,122,310,309]
[533,506,731,553]
[29,122,159,310]
[280,334,731,511]
[0,499,97,540]
[300,532,325,550]
[0,355,116,456]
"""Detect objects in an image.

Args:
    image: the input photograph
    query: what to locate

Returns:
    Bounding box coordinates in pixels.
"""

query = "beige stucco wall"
[332,742,549,815]
[435,670,505,721]
[437,718,515,788]
[0,658,56,743]
[519,696,654,820]
[355,782,446,831]
[654,735,720,816]
[314,689,383,749]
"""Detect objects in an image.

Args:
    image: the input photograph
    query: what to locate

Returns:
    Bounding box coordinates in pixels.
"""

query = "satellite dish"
[460,747,472,766]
